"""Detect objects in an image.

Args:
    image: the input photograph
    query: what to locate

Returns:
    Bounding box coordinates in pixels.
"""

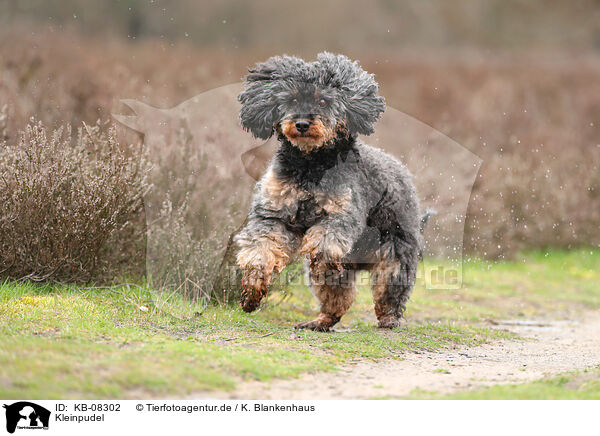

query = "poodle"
[234,52,429,331]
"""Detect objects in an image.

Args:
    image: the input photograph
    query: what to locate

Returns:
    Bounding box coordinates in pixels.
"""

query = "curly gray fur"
[239,52,385,139]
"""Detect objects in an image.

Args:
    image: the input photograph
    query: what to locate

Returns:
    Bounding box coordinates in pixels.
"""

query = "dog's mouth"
[279,119,336,153]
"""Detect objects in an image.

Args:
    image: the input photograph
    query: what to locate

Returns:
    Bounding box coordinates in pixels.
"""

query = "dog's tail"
[419,208,436,234]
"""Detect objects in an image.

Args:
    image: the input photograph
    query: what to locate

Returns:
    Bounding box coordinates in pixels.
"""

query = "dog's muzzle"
[295,120,310,134]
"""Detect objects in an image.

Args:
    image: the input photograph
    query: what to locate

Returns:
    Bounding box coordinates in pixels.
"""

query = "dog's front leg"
[300,207,364,267]
[296,210,364,331]
[234,218,299,312]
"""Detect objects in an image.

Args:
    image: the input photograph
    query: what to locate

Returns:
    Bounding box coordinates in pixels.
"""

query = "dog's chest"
[260,168,350,231]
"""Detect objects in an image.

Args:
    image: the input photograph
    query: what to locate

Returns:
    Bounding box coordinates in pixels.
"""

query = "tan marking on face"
[261,168,307,210]
[280,118,337,153]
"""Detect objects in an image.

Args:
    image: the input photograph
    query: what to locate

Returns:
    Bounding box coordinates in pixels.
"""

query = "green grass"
[0,249,598,398]
[409,249,600,322]
[410,366,600,399]
[0,282,505,399]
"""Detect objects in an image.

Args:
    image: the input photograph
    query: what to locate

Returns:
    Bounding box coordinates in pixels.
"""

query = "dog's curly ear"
[238,56,303,140]
[317,52,386,136]
[344,89,386,136]
[238,61,278,139]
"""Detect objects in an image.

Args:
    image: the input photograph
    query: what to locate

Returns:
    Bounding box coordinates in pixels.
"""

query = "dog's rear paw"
[295,319,331,332]
[377,316,401,329]
[295,314,340,332]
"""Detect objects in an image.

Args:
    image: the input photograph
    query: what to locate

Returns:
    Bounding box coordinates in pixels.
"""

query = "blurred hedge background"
[0,0,599,294]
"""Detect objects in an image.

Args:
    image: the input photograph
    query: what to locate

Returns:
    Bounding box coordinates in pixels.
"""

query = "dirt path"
[203,314,600,399]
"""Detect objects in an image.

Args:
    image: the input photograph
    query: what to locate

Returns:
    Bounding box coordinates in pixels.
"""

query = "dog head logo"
[3,402,50,434]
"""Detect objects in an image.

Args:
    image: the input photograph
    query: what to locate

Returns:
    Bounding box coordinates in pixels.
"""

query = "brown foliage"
[0,119,148,282]
[375,54,600,257]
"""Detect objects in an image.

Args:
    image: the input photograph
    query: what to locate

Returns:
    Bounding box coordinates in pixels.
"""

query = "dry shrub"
[147,196,231,303]
[0,118,148,282]
[138,113,252,302]
[0,105,8,142]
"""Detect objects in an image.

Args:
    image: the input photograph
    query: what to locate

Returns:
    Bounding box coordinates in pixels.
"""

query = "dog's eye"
[291,98,298,105]
[319,98,327,107]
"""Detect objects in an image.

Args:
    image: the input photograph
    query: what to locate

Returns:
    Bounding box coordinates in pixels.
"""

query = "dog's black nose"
[295,120,310,133]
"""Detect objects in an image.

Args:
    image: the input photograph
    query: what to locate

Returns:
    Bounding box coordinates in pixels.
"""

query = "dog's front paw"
[300,226,350,266]
[240,266,270,312]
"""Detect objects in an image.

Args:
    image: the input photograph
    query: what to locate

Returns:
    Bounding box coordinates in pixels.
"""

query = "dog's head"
[238,52,385,152]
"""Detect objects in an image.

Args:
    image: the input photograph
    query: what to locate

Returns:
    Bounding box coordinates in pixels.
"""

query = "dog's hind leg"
[295,262,357,332]
[371,248,419,328]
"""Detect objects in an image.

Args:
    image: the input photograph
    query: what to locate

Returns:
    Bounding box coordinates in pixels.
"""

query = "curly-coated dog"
[235,52,429,331]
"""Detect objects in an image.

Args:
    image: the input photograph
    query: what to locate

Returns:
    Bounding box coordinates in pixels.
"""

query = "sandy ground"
[199,314,600,399]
